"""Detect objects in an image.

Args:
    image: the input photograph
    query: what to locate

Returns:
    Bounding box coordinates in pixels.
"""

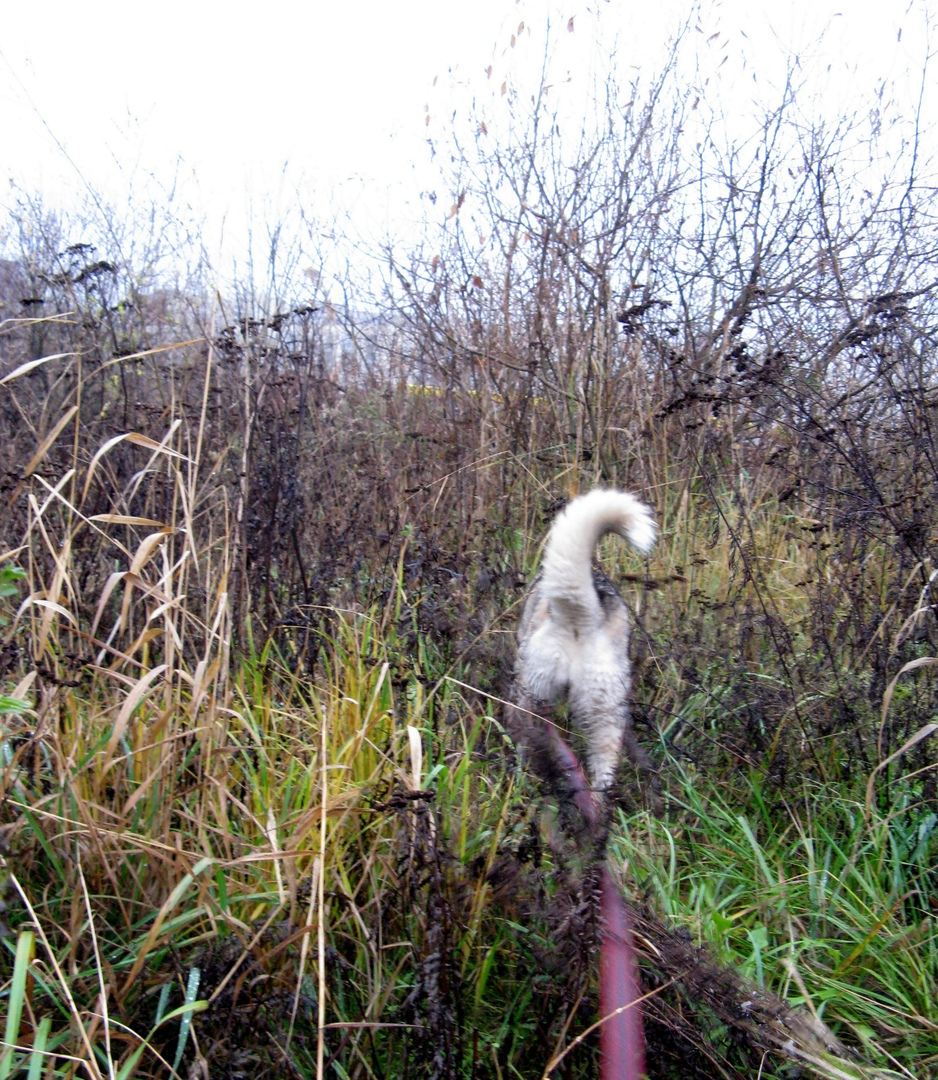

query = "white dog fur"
[515,489,656,791]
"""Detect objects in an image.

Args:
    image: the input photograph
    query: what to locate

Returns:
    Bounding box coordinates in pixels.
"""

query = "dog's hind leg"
[504,685,557,784]
[583,714,626,794]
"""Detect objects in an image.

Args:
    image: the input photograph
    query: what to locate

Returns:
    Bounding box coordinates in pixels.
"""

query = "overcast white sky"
[0,0,932,278]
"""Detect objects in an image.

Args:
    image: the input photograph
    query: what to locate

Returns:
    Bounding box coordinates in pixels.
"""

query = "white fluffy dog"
[514,489,656,791]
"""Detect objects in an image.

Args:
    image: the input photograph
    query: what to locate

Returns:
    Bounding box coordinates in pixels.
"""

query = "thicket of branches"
[2,42,936,792]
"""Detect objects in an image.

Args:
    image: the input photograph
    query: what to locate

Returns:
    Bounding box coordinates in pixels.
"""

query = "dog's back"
[515,489,656,790]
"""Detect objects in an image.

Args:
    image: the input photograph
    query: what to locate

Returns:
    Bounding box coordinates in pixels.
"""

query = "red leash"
[544,724,647,1080]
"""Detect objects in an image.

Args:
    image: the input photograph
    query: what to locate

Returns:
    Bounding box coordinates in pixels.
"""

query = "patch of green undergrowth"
[612,761,938,1078]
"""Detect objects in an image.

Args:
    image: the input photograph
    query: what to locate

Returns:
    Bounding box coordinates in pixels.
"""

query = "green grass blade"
[26,1017,51,1080]
[0,930,34,1080]
[171,967,202,1076]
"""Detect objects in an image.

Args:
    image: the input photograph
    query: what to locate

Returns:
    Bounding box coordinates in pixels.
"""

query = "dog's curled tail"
[538,488,656,622]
